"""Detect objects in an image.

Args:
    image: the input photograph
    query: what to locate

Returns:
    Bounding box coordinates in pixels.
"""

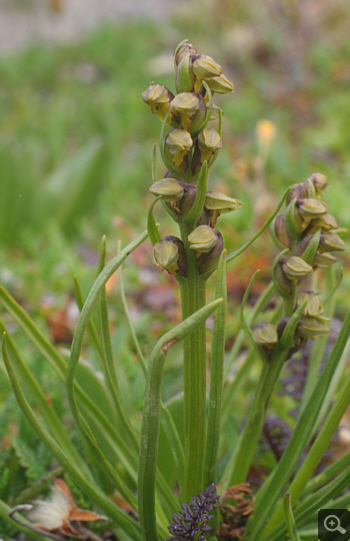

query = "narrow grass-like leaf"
[120,263,185,497]
[183,161,208,226]
[246,308,350,540]
[258,466,350,541]
[73,274,104,371]
[266,371,350,529]
[138,298,223,541]
[301,451,350,498]
[152,143,157,183]
[191,81,212,137]
[225,188,290,265]
[300,229,321,264]
[203,250,227,530]
[0,286,137,482]
[223,281,276,379]
[0,318,92,481]
[224,302,305,489]
[2,334,142,541]
[97,239,139,453]
[284,494,301,541]
[159,110,183,179]
[239,270,266,362]
[147,196,162,245]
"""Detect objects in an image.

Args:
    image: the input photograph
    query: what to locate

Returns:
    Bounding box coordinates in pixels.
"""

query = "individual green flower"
[253,323,278,358]
[188,225,217,253]
[152,236,187,277]
[297,198,328,220]
[313,252,338,269]
[165,129,193,168]
[297,292,324,317]
[191,54,222,92]
[170,92,206,132]
[297,315,330,340]
[206,73,234,94]
[282,256,313,282]
[149,178,184,202]
[198,127,222,162]
[319,231,345,253]
[311,213,338,231]
[204,190,243,227]
[142,83,174,123]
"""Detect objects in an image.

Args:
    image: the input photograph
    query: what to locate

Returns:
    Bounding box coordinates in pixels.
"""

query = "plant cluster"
[0,40,349,541]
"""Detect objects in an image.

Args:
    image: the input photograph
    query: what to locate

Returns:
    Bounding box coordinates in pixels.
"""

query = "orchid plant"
[1,40,349,541]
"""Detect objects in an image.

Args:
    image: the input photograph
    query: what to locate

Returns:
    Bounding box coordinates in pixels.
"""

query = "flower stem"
[180,222,208,501]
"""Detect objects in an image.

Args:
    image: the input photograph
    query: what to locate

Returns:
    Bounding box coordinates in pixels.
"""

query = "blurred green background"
[1,0,349,302]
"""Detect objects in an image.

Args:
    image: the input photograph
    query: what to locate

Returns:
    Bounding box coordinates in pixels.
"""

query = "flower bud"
[206,73,234,94]
[207,103,221,121]
[174,41,197,66]
[287,183,308,205]
[142,83,174,123]
[191,54,222,92]
[308,172,328,198]
[165,129,193,168]
[149,178,184,202]
[319,231,345,253]
[297,198,328,220]
[297,315,330,340]
[282,256,313,282]
[297,291,324,317]
[253,323,278,359]
[152,236,187,277]
[188,225,217,253]
[170,92,206,132]
[272,215,292,250]
[313,252,338,269]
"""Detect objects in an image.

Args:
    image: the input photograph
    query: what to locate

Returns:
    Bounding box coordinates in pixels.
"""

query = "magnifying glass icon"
[324,515,346,534]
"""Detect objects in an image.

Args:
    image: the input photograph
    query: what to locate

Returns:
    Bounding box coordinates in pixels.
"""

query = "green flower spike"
[297,292,324,317]
[282,256,313,282]
[142,83,174,123]
[149,178,184,202]
[165,129,193,168]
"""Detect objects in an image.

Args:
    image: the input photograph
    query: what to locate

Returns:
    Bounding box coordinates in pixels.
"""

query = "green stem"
[180,222,208,501]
